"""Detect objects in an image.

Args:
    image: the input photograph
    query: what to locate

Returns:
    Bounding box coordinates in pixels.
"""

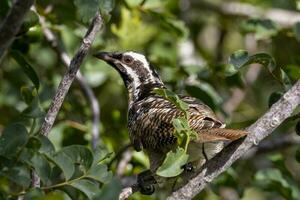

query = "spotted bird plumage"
[94,51,248,193]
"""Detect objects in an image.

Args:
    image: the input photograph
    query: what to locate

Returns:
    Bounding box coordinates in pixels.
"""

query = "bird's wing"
[129,95,247,151]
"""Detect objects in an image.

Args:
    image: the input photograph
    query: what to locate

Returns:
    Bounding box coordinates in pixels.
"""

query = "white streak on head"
[123,51,159,83]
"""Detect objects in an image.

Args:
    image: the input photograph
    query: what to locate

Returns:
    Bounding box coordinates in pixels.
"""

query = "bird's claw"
[137,170,157,195]
[181,162,194,173]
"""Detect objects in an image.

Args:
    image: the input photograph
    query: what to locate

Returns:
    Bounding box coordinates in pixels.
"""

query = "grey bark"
[0,0,34,59]
[40,13,103,136]
[37,11,100,149]
[119,80,300,200]
[167,80,300,200]
[190,0,300,28]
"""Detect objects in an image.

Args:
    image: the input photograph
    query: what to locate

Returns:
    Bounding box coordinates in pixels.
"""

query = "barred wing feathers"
[128,95,248,151]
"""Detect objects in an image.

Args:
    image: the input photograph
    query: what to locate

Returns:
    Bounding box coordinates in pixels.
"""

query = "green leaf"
[0,123,28,157]
[11,50,40,90]
[47,151,75,181]
[3,165,31,188]
[164,18,189,39]
[255,168,300,199]
[0,0,10,18]
[153,88,189,112]
[229,50,291,90]
[172,117,189,133]
[99,0,115,12]
[293,22,300,42]
[268,92,283,108]
[111,8,157,49]
[24,188,45,200]
[93,177,122,200]
[21,86,37,105]
[19,10,39,34]
[26,137,41,151]
[125,0,143,8]
[185,83,222,111]
[21,97,45,118]
[74,0,100,23]
[86,164,112,183]
[156,147,189,177]
[30,153,51,184]
[60,145,94,172]
[240,18,279,39]
[70,179,99,199]
[36,135,55,154]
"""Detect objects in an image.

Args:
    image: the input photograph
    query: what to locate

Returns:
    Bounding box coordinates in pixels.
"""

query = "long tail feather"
[197,128,248,143]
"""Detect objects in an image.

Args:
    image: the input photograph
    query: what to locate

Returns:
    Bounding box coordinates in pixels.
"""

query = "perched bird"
[94,51,248,194]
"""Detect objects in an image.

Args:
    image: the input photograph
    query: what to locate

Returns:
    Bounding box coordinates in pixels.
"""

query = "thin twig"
[117,150,133,177]
[40,13,103,137]
[37,10,101,149]
[167,80,300,200]
[119,184,140,200]
[0,0,34,60]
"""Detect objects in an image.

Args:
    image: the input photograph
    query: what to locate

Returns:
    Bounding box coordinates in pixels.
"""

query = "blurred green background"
[1,0,300,199]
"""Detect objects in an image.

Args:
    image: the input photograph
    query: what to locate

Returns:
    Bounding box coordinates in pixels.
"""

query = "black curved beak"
[93,52,116,63]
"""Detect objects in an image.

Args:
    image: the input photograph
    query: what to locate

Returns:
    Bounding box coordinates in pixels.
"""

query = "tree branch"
[190,0,300,28]
[0,0,34,59]
[167,80,300,200]
[40,13,103,137]
[37,10,101,149]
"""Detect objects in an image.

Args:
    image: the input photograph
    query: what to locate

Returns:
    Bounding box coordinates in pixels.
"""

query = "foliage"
[1,0,300,199]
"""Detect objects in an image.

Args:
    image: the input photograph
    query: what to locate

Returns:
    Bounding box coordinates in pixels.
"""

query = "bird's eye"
[123,55,134,64]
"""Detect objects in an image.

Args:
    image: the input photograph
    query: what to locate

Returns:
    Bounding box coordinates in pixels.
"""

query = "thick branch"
[37,11,100,149]
[167,80,300,200]
[40,13,103,136]
[0,0,34,59]
[191,1,300,27]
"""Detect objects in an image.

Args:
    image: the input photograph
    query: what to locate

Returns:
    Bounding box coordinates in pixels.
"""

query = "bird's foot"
[181,162,194,173]
[137,170,157,195]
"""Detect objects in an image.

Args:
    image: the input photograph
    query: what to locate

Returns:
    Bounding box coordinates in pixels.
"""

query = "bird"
[94,51,248,194]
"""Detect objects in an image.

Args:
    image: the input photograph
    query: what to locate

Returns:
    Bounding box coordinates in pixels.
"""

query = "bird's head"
[94,51,164,102]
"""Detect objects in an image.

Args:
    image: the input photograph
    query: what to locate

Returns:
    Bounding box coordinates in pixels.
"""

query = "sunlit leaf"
[156,147,189,177]
[125,0,143,8]
[229,50,291,90]
[240,18,279,39]
[18,10,39,35]
[111,8,157,49]
[153,88,189,112]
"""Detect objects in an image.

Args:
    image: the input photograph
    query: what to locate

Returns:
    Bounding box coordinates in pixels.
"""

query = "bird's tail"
[197,128,248,143]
